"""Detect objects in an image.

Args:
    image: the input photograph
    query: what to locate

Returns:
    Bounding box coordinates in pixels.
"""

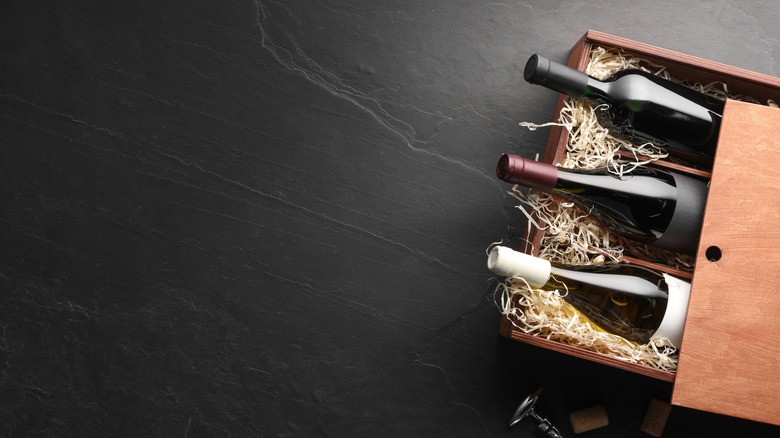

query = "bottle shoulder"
[602,70,659,102]
[549,262,669,298]
[603,69,725,109]
[551,261,658,276]
[554,167,678,199]
[607,68,659,81]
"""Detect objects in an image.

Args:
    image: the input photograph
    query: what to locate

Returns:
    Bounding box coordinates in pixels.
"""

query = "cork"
[569,404,609,434]
[640,398,672,437]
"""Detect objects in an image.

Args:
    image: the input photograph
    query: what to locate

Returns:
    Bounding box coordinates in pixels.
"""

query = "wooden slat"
[672,100,780,426]
[622,256,693,281]
[613,150,713,180]
[500,316,676,382]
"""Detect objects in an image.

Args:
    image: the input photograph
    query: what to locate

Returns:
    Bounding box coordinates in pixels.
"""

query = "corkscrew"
[508,388,564,438]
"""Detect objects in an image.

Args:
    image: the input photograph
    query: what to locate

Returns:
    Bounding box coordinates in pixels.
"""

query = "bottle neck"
[552,167,678,200]
[548,265,567,281]
[583,76,612,101]
[524,54,592,98]
[551,168,611,194]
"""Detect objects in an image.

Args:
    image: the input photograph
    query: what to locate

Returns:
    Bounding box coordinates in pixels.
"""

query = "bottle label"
[653,171,707,254]
[652,274,691,348]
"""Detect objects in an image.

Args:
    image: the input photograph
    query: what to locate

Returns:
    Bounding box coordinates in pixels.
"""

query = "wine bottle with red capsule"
[496,153,707,255]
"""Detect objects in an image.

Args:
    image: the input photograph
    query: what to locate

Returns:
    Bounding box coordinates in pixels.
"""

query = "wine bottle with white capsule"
[496,153,707,255]
[488,245,690,346]
[524,54,725,160]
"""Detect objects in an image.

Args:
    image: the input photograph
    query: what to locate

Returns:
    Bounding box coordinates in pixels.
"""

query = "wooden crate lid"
[672,99,780,426]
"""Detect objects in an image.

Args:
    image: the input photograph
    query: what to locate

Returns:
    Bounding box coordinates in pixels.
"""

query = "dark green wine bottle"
[524,54,725,159]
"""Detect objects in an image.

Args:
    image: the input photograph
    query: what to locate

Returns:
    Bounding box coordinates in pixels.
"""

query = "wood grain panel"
[672,100,780,426]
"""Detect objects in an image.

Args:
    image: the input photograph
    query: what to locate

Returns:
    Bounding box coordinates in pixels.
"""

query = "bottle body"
[525,54,725,159]
[496,154,707,255]
[488,246,690,346]
[546,263,668,344]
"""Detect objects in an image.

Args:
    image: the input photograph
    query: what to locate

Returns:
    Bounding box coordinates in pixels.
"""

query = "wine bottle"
[496,153,707,255]
[488,245,690,346]
[524,54,725,159]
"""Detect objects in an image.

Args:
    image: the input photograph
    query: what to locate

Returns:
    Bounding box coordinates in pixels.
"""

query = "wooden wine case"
[498,30,780,426]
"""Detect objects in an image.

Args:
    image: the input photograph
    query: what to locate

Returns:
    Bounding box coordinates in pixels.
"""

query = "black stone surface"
[1,1,779,436]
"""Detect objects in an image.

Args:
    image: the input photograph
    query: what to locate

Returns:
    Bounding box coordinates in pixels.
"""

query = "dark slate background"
[1,1,779,436]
